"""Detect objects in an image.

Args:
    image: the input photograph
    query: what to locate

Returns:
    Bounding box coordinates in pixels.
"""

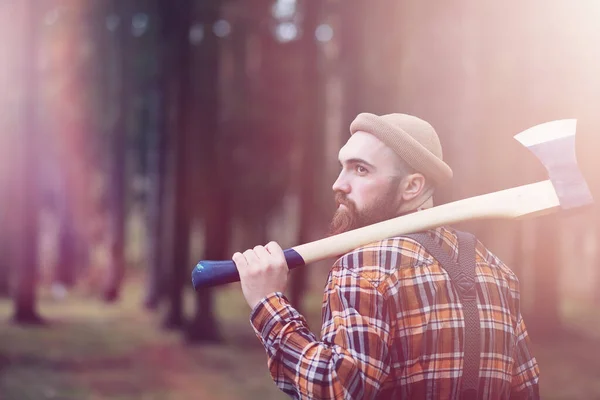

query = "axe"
[191,119,595,290]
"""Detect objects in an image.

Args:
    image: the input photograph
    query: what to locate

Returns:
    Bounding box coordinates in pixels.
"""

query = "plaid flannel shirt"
[250,226,540,399]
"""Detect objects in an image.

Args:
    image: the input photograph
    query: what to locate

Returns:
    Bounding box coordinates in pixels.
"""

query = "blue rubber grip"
[191,248,306,290]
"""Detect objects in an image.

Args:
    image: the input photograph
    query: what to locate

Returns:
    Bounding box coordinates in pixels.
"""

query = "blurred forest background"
[1,0,600,399]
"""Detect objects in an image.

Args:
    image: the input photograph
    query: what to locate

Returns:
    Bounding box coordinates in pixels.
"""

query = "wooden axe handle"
[192,180,559,290]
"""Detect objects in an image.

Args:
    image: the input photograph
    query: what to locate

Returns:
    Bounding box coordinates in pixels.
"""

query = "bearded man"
[232,113,540,399]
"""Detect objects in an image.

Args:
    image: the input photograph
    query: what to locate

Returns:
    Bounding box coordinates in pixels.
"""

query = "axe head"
[514,119,594,210]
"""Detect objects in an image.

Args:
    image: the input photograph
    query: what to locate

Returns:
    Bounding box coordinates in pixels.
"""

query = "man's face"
[329,132,407,235]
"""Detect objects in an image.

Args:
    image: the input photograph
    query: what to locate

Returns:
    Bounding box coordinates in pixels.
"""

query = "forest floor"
[0,273,599,400]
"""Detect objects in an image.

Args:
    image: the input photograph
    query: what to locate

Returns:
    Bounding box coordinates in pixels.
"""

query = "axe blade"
[514,119,594,210]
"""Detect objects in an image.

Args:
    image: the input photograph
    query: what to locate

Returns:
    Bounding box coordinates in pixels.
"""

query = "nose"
[332,171,350,194]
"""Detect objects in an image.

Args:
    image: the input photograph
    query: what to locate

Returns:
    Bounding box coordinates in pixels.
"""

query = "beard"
[328,186,401,236]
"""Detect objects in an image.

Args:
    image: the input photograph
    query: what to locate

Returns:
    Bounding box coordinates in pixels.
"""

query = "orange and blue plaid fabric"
[250,226,540,399]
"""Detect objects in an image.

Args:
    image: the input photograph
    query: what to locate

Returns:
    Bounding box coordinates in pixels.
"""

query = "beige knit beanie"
[349,112,453,186]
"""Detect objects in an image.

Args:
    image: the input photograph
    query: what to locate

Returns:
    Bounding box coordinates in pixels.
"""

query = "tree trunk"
[186,201,227,342]
[0,181,11,297]
[143,103,168,309]
[186,1,224,342]
[573,96,600,305]
[289,0,324,313]
[143,39,169,310]
[339,1,368,129]
[529,213,562,337]
[103,1,130,302]
[55,194,78,289]
[103,146,126,302]
[12,0,43,325]
[595,211,600,305]
[0,0,12,299]
[0,210,11,297]
[162,0,193,330]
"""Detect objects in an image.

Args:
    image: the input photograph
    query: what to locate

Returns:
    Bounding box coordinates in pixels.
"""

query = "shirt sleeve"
[509,315,540,399]
[250,264,393,400]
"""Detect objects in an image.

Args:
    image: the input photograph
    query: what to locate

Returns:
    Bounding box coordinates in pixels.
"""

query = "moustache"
[335,192,356,210]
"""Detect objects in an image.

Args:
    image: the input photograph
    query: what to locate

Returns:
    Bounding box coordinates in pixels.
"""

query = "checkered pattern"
[250,227,540,399]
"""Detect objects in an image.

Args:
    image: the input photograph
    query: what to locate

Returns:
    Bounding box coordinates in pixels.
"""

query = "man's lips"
[334,193,354,210]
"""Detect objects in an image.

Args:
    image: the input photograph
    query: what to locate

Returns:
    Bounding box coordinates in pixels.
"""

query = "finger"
[265,241,284,256]
[231,252,248,272]
[243,249,260,266]
[265,241,287,267]
[253,245,271,263]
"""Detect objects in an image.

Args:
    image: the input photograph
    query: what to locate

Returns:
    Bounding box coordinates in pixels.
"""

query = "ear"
[401,173,427,202]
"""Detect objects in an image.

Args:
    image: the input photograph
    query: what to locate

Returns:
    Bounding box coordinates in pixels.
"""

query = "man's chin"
[329,210,396,236]
[328,209,356,236]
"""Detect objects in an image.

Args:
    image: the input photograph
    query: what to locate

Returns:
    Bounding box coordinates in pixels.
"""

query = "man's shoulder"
[474,240,521,284]
[332,226,502,272]
[332,235,432,281]
[330,226,521,293]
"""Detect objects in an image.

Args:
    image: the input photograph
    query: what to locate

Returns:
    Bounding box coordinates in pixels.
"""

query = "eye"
[355,165,368,174]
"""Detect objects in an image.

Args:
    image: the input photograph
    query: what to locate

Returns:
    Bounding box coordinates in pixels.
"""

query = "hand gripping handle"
[191,248,306,290]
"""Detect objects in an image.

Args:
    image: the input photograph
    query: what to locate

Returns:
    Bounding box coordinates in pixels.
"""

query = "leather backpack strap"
[402,231,480,399]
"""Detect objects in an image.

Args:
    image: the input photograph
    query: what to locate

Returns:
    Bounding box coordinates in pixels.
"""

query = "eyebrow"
[340,158,376,170]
